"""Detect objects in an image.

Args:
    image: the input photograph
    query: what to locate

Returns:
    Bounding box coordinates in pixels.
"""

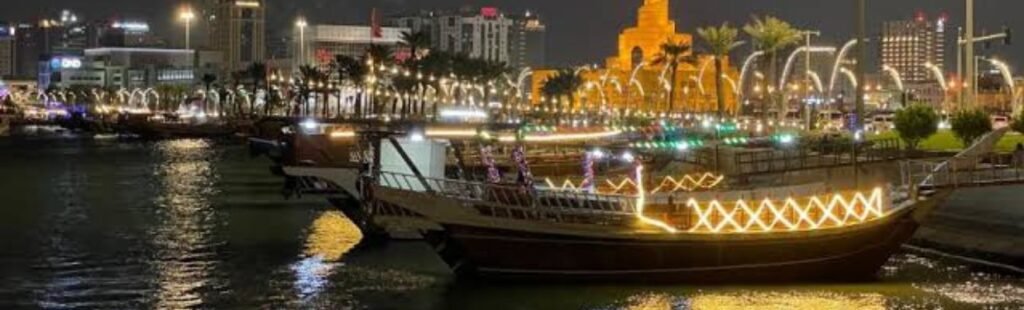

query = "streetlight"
[296,17,308,67]
[179,6,195,50]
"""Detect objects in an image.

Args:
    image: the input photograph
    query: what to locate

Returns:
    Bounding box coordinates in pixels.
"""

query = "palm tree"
[399,31,431,61]
[201,73,217,113]
[333,55,369,118]
[541,69,583,122]
[298,65,326,117]
[245,62,268,117]
[698,23,745,120]
[743,15,802,122]
[367,44,394,65]
[652,40,695,113]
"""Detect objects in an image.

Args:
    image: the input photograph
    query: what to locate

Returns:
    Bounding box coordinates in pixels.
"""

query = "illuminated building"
[0,25,13,78]
[530,0,738,113]
[292,24,408,71]
[387,7,545,69]
[41,48,195,89]
[206,0,265,73]
[509,11,546,70]
[880,12,947,84]
[97,21,166,48]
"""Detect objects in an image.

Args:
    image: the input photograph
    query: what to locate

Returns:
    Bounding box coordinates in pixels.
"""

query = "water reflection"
[614,292,888,310]
[150,139,224,308]
[4,137,1024,309]
[292,211,363,300]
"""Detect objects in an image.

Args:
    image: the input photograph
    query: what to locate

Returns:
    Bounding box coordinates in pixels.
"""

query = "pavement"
[912,183,1024,268]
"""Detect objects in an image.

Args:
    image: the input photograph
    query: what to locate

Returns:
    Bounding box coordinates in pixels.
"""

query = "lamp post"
[296,18,308,68]
[855,0,866,133]
[965,0,976,107]
[179,7,195,50]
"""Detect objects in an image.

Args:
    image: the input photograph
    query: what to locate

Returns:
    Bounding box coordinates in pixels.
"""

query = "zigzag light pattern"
[684,187,887,234]
[543,173,724,195]
[650,173,725,193]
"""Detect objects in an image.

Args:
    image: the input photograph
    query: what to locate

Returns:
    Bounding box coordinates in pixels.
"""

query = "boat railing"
[904,153,1024,189]
[902,128,1015,190]
[377,172,639,217]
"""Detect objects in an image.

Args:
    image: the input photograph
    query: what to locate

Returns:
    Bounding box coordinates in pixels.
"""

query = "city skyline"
[0,0,1020,70]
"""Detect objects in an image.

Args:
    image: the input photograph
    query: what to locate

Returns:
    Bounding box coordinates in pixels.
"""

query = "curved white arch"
[924,62,948,91]
[722,74,740,96]
[839,67,859,89]
[515,68,533,98]
[985,59,1016,90]
[881,65,905,91]
[806,70,825,93]
[631,79,646,97]
[828,39,859,97]
[739,51,765,97]
[689,76,705,95]
[780,46,836,90]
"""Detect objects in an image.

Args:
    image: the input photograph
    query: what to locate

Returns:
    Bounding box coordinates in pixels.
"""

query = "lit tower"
[207,0,265,73]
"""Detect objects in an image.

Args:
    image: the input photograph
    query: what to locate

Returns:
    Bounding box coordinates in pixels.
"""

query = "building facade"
[508,12,546,70]
[0,25,14,78]
[206,0,265,74]
[293,24,408,71]
[880,13,947,84]
[388,7,546,69]
[530,0,737,114]
[41,48,195,89]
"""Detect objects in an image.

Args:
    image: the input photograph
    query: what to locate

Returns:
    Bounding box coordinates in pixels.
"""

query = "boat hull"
[424,211,919,283]
[373,185,948,283]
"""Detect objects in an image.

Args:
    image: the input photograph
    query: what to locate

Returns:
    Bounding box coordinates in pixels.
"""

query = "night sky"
[2,0,1021,70]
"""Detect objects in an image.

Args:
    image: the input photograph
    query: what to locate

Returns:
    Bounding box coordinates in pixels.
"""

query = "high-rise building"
[880,13,947,84]
[97,21,166,48]
[0,25,14,78]
[509,11,546,70]
[206,0,265,74]
[388,7,546,69]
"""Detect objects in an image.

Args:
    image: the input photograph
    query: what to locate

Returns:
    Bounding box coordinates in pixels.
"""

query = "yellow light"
[235,0,260,7]
[634,165,679,233]
[329,131,356,138]
[515,130,622,142]
[649,173,725,193]
[424,129,478,137]
[686,187,887,234]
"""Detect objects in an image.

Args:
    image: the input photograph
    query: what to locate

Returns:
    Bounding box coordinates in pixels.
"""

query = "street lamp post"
[179,7,195,50]
[965,0,976,107]
[855,0,866,133]
[296,18,308,69]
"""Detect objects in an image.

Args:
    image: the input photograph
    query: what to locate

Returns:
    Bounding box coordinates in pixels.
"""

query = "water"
[1,135,1023,309]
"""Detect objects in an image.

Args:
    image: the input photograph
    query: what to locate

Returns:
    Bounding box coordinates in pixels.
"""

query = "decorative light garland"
[543,172,725,195]
[684,187,886,234]
[649,173,725,193]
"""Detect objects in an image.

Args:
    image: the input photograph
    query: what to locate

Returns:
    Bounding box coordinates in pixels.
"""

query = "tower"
[609,0,691,70]
[207,0,265,74]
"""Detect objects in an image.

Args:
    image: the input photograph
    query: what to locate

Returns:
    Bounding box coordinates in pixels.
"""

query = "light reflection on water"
[150,139,222,309]
[0,137,1022,309]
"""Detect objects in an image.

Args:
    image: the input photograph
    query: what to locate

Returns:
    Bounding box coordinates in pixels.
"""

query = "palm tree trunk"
[668,62,679,113]
[714,57,725,120]
[769,52,783,122]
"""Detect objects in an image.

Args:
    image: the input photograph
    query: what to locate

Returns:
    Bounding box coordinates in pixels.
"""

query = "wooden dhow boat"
[368,138,954,283]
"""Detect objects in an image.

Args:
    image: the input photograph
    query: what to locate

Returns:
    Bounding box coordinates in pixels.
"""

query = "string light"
[685,188,887,234]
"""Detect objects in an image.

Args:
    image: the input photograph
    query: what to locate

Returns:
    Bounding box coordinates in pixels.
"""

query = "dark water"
[1,134,1023,309]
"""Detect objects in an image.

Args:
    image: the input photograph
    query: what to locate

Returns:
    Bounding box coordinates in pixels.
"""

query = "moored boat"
[367,137,953,283]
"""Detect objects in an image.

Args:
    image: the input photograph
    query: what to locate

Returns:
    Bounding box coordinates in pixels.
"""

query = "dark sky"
[2,0,1021,70]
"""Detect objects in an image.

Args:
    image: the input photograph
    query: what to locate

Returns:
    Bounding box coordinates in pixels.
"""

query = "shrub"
[1012,111,1024,134]
[950,109,993,147]
[893,104,939,151]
